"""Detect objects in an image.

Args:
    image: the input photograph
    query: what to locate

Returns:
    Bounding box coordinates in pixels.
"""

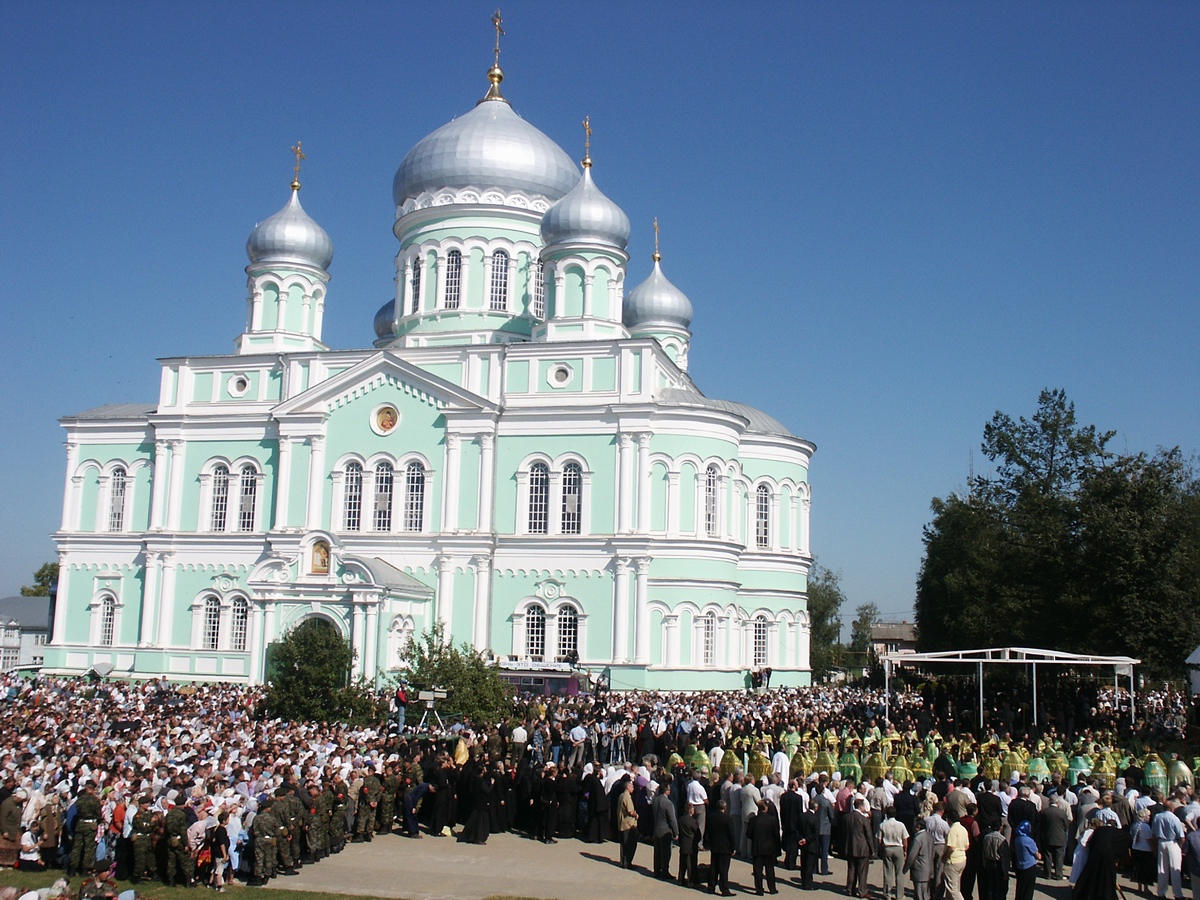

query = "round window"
[549,365,573,387]
[227,374,251,397]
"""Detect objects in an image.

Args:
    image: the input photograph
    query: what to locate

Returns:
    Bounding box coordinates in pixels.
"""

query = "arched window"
[700,614,716,666]
[108,467,127,532]
[403,461,425,532]
[526,604,546,660]
[343,462,363,531]
[704,465,720,537]
[557,605,579,661]
[237,465,258,532]
[532,259,545,318]
[230,597,248,652]
[210,465,230,531]
[444,250,462,309]
[561,462,582,534]
[752,615,769,667]
[410,255,422,314]
[202,595,221,651]
[98,596,115,647]
[489,250,509,311]
[755,484,771,549]
[528,462,549,534]
[373,462,394,531]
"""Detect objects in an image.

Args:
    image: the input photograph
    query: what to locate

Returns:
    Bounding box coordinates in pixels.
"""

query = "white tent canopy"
[880,646,1140,729]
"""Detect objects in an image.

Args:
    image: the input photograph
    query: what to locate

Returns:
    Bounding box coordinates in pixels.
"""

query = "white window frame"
[107,467,127,532]
[343,461,363,531]
[752,616,769,667]
[525,603,546,661]
[489,250,510,311]
[444,249,462,310]
[704,465,720,537]
[230,596,249,652]
[527,462,549,534]
[410,254,422,314]
[403,461,426,532]
[755,484,771,549]
[532,258,545,318]
[373,461,394,532]
[202,595,221,651]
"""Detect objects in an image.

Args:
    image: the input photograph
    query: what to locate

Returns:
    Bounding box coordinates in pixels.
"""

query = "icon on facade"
[376,406,399,433]
[312,540,330,574]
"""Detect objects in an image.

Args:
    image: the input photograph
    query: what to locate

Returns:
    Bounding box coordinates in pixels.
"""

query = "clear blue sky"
[2,2,1197,630]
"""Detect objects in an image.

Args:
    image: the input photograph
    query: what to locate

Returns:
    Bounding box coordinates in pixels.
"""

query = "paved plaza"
[284,831,1083,900]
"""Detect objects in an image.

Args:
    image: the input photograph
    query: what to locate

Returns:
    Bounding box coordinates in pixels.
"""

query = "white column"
[716,615,729,669]
[471,555,492,651]
[636,433,652,534]
[139,551,160,646]
[800,495,811,555]
[305,435,325,531]
[250,286,263,331]
[165,441,186,531]
[768,623,781,666]
[248,603,265,684]
[612,558,631,663]
[666,472,680,536]
[664,614,680,667]
[798,618,811,672]
[441,433,461,532]
[788,494,799,552]
[156,554,177,647]
[312,295,326,341]
[260,602,276,680]
[771,493,782,552]
[364,602,379,677]
[69,474,84,531]
[150,441,168,530]
[617,433,634,533]
[61,441,79,530]
[51,565,70,645]
[276,289,288,332]
[582,274,594,318]
[436,558,455,634]
[633,557,650,664]
[351,603,365,680]
[476,434,495,533]
[275,437,293,530]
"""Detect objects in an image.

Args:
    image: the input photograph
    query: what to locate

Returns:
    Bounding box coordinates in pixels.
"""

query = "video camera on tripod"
[415,686,450,732]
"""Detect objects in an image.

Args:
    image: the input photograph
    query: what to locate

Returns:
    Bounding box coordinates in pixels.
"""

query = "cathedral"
[45,45,816,691]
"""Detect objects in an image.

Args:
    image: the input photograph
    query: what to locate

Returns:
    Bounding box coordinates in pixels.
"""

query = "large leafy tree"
[262,618,382,723]
[20,563,58,597]
[399,623,510,725]
[917,389,1200,679]
[849,602,881,656]
[806,561,847,681]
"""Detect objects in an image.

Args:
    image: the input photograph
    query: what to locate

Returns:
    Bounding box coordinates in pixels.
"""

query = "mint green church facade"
[46,61,815,691]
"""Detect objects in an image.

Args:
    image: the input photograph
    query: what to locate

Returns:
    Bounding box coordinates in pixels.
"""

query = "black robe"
[1072,826,1130,900]
[458,774,493,844]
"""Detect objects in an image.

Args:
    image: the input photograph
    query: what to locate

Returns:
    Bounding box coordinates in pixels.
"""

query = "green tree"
[20,562,58,597]
[400,623,510,725]
[262,618,382,723]
[849,602,881,655]
[806,561,847,681]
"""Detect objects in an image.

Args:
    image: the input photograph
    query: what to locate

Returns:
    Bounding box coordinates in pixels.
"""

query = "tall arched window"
[98,596,115,647]
[528,462,549,534]
[561,462,582,534]
[700,614,717,666]
[704,465,720,537]
[343,462,363,531]
[108,467,127,532]
[410,255,422,314]
[230,597,249,652]
[557,605,579,661]
[525,604,546,660]
[202,595,221,651]
[489,250,509,311]
[210,465,230,531]
[752,615,769,667]
[403,461,425,532]
[755,484,771,549]
[444,250,462,309]
[532,259,545,318]
[237,465,258,532]
[373,462,394,531]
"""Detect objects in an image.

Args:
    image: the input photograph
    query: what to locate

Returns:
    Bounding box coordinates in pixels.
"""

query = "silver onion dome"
[373,298,396,340]
[624,258,693,330]
[540,165,631,251]
[246,189,333,271]
[393,99,579,208]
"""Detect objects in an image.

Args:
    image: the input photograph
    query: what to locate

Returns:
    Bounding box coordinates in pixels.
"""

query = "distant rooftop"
[65,403,156,420]
[0,597,50,630]
[870,621,917,642]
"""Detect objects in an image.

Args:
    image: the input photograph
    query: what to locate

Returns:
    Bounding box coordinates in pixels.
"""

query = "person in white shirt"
[686,771,709,843]
[772,748,791,782]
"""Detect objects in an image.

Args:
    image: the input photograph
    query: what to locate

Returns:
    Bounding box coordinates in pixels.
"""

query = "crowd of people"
[0,673,1197,900]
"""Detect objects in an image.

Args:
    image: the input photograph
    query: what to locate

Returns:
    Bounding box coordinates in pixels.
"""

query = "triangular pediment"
[272,352,496,419]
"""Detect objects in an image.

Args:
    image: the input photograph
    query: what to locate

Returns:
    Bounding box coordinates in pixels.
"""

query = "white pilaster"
[768,623,781,666]
[582,274,594,317]
[275,436,293,529]
[61,441,79,530]
[51,565,70,645]
[636,433,652,534]
[798,618,811,671]
[664,614,680,667]
[476,434,495,533]
[666,472,680,536]
[716,615,729,669]
[617,433,634,533]
[166,441,186,531]
[633,557,650,664]
[139,551,160,646]
[260,602,276,681]
[250,284,263,331]
[800,495,811,555]
[471,555,492,651]
[364,602,379,677]
[156,554,177,647]
[351,603,365,680]
[305,435,325,531]
[613,558,631,663]
[249,603,265,684]
[442,433,461,532]
[436,557,455,633]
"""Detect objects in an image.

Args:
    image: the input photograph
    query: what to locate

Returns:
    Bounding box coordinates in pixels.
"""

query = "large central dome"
[393,99,579,209]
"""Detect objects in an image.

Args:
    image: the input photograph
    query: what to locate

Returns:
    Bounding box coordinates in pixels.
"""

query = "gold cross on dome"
[491,9,505,66]
[291,141,306,190]
[653,217,661,260]
[582,115,592,166]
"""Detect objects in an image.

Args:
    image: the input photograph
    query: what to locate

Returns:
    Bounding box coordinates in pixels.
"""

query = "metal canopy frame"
[880,646,1140,730]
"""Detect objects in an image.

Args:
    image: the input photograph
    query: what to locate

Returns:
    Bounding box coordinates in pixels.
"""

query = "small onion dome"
[540,165,630,251]
[373,298,396,340]
[393,100,579,208]
[623,258,693,330]
[246,189,333,271]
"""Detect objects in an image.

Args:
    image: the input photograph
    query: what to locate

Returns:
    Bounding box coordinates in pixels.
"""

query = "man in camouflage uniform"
[269,792,297,876]
[278,785,305,868]
[354,765,382,842]
[328,774,348,853]
[377,765,401,834]
[250,799,278,884]
[129,796,156,883]
[305,783,329,861]
[69,781,102,875]
[163,799,193,887]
